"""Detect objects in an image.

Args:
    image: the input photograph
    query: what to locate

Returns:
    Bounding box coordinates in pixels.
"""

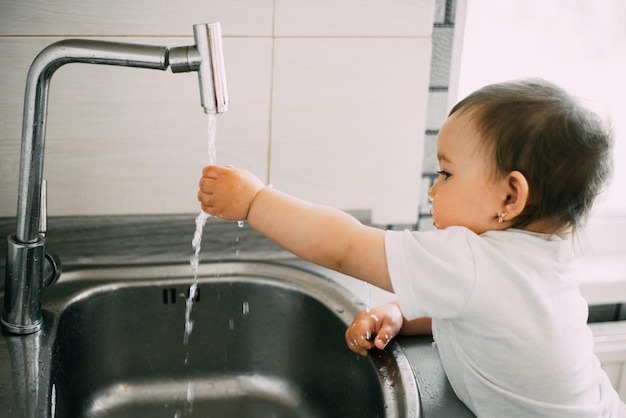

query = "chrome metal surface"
[4,328,51,418]
[3,23,229,334]
[42,262,419,417]
[39,180,47,236]
[201,22,229,114]
[171,23,229,114]
[2,234,45,334]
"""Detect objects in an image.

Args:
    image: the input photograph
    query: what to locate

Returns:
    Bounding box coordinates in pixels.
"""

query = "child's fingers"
[345,324,374,356]
[345,312,380,356]
[373,311,402,349]
[202,164,226,179]
[198,167,218,203]
[373,321,396,350]
[197,165,247,219]
[345,303,405,355]
[197,178,219,215]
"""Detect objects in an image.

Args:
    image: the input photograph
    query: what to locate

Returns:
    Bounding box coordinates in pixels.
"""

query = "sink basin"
[41,261,420,417]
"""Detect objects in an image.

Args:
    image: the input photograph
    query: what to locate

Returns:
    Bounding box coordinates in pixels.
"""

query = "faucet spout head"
[169,22,229,114]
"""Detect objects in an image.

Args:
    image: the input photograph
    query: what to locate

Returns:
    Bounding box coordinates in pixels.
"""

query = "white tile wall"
[0,0,274,36]
[270,37,431,222]
[274,0,434,37]
[0,0,434,223]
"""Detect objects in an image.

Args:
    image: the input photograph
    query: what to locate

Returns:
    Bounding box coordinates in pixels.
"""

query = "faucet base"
[0,317,43,335]
[2,234,45,335]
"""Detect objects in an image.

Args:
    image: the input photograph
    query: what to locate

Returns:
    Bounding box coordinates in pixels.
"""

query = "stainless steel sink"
[39,261,420,417]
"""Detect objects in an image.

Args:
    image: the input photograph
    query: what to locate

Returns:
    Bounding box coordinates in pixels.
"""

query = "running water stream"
[184,114,217,346]
[184,211,209,345]
[178,114,218,416]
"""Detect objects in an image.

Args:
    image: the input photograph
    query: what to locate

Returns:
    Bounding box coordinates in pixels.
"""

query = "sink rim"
[47,261,369,319]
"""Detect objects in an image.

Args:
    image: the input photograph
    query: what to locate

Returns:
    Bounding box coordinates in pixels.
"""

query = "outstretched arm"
[198,165,393,292]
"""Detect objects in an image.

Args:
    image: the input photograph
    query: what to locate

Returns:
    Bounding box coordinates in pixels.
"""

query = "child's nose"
[427,182,437,198]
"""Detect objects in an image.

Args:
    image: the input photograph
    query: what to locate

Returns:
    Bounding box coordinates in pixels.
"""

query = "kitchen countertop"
[0,214,474,417]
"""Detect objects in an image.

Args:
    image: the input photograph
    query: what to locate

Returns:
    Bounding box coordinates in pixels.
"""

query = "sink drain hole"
[163,288,177,304]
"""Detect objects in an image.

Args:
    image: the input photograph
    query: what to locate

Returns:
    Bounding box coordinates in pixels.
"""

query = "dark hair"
[449,78,613,230]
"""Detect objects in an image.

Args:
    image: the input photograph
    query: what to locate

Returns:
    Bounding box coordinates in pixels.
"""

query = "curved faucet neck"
[16,39,170,243]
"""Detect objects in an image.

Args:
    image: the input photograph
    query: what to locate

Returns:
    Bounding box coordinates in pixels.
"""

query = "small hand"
[198,165,265,221]
[345,302,403,356]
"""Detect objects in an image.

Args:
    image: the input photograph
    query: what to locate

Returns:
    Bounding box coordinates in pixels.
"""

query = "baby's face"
[428,112,508,235]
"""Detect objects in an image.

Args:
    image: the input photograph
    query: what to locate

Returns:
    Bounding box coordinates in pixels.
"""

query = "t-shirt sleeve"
[384,227,478,320]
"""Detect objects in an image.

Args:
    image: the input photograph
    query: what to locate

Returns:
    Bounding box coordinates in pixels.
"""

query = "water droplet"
[51,384,56,418]
[237,220,245,228]
[242,301,250,315]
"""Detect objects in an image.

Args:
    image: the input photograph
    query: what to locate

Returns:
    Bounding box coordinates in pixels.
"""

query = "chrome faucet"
[2,23,228,334]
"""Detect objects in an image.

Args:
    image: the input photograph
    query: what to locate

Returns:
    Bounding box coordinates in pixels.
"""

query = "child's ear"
[503,170,529,219]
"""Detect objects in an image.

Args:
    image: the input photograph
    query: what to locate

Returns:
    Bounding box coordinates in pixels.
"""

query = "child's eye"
[437,170,451,180]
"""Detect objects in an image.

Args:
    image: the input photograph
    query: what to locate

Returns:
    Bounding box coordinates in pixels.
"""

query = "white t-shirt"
[386,226,625,417]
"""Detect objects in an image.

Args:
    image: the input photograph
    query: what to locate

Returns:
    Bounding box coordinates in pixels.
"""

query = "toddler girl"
[198,79,623,417]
